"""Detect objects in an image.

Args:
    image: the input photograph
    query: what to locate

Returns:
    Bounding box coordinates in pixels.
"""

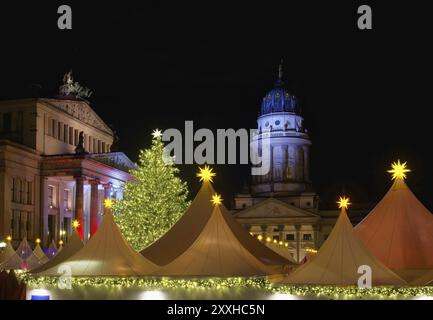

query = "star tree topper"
[152,129,163,139]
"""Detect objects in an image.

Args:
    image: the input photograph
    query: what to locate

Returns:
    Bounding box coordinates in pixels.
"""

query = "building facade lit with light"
[233,65,364,262]
[0,77,134,246]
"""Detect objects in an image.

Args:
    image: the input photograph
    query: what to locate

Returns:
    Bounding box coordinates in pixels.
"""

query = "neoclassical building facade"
[0,78,134,247]
[233,65,365,262]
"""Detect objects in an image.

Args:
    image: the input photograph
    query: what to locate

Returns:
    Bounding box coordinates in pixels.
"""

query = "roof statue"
[59,69,93,99]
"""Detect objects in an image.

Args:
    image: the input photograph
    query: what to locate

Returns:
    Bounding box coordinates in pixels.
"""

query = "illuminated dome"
[260,83,297,115]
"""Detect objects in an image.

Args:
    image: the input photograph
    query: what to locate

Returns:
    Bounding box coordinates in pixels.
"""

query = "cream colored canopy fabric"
[15,238,32,259]
[264,244,298,264]
[355,179,433,270]
[142,181,291,267]
[32,231,84,274]
[0,252,23,270]
[278,208,406,285]
[154,204,281,277]
[411,269,433,286]
[0,242,15,264]
[36,212,157,276]
[33,244,49,264]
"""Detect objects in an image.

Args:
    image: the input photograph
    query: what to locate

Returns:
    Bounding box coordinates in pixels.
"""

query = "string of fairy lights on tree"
[113,129,190,251]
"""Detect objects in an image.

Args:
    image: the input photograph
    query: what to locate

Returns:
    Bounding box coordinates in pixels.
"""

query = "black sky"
[0,1,432,209]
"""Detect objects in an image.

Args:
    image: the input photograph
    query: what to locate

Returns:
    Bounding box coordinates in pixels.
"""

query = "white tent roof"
[46,240,58,259]
[0,252,24,270]
[36,212,157,276]
[154,204,281,277]
[278,207,406,286]
[33,244,49,264]
[15,238,32,260]
[32,231,83,274]
[264,243,298,264]
[355,179,433,270]
[0,241,15,264]
[142,181,291,268]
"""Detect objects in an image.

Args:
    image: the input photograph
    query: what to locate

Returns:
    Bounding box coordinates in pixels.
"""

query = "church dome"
[260,61,297,115]
[260,83,297,115]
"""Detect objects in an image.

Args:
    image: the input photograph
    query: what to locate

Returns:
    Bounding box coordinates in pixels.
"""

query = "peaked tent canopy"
[33,243,49,264]
[46,240,58,259]
[32,231,84,274]
[141,171,292,268]
[36,212,157,276]
[15,238,33,260]
[278,203,406,286]
[0,241,15,264]
[154,201,283,277]
[411,269,433,286]
[355,178,433,270]
[0,253,24,270]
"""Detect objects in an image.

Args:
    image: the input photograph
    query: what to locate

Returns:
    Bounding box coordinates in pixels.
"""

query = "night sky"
[1,1,432,209]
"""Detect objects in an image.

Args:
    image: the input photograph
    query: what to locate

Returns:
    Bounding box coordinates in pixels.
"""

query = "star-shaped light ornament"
[104,198,113,209]
[387,160,411,180]
[152,129,163,140]
[211,193,223,206]
[196,165,216,183]
[73,220,80,230]
[337,196,351,210]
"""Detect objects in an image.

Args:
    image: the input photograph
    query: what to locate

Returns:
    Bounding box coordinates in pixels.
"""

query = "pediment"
[234,198,319,219]
[40,98,113,135]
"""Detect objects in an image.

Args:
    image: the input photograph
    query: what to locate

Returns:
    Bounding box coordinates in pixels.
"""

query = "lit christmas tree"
[114,129,189,251]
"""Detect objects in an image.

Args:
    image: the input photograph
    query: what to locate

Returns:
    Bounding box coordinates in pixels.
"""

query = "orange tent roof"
[355,179,433,270]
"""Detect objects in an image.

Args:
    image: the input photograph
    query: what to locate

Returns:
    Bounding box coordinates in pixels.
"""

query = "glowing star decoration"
[266,236,271,243]
[73,220,80,230]
[387,160,411,180]
[6,235,12,241]
[211,194,223,206]
[104,198,113,209]
[257,235,263,241]
[196,165,216,183]
[151,129,163,140]
[337,196,351,210]
[58,240,64,246]
[35,238,41,244]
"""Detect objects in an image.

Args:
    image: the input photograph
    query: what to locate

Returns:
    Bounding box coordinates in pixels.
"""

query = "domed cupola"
[260,62,297,115]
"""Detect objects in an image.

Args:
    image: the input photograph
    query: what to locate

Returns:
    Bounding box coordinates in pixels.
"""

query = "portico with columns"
[40,152,133,244]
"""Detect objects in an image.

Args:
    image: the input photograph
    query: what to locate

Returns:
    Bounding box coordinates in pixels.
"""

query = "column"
[103,182,113,215]
[41,177,49,245]
[312,224,320,249]
[89,179,100,237]
[74,176,85,239]
[295,224,301,263]
[278,224,285,242]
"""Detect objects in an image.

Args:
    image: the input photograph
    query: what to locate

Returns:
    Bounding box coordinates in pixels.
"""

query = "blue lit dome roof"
[260,60,298,115]
[260,81,297,115]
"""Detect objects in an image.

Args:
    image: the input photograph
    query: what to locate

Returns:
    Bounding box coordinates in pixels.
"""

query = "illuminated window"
[63,189,71,210]
[47,185,55,207]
